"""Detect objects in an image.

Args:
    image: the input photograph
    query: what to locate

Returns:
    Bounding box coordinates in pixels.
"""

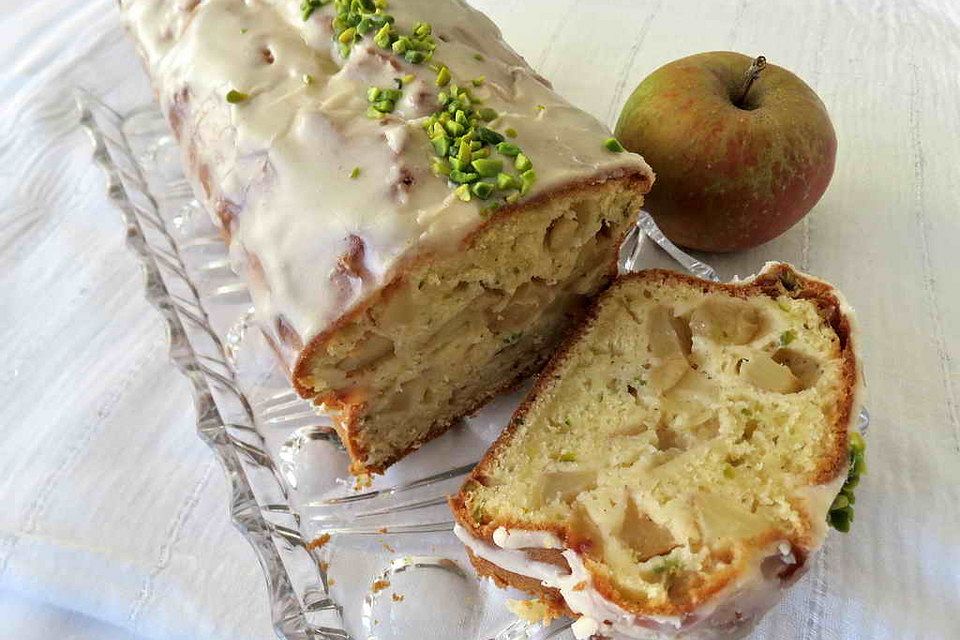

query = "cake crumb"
[572,581,587,592]
[382,542,396,553]
[318,560,330,573]
[506,598,561,624]
[307,533,331,550]
[353,473,373,490]
[371,579,391,593]
[378,527,389,534]
[391,593,405,602]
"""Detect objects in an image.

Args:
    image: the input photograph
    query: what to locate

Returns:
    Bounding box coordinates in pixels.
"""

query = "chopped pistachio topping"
[558,451,577,462]
[519,169,536,195]
[604,137,625,152]
[316,0,435,64]
[308,0,536,208]
[471,158,502,177]
[300,0,330,21]
[514,152,532,172]
[496,142,520,157]
[436,65,451,86]
[496,172,519,190]
[471,181,494,199]
[302,74,315,85]
[477,107,498,122]
[422,78,534,207]
[225,89,249,104]
[780,330,796,346]
[349,166,361,178]
[505,127,518,138]
[365,83,403,116]
[828,432,866,532]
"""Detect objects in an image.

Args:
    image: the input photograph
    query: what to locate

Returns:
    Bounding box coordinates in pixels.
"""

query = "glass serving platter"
[76,89,867,640]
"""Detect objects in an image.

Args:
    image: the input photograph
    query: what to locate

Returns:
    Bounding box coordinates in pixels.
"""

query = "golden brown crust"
[451,262,860,619]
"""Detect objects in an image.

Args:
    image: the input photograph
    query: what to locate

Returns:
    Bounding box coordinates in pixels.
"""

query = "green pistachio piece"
[477,127,504,145]
[496,142,521,157]
[496,172,519,190]
[431,135,450,157]
[471,158,503,178]
[405,50,428,64]
[431,158,451,176]
[381,88,402,102]
[456,141,472,163]
[604,137,625,152]
[471,181,494,199]
[449,169,479,184]
[519,169,536,195]
[374,24,393,48]
[226,89,249,104]
[436,65,451,87]
[515,153,532,172]
[392,36,410,54]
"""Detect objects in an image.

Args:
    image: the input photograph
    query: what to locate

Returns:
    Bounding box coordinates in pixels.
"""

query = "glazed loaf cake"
[120,0,653,474]
[452,264,863,639]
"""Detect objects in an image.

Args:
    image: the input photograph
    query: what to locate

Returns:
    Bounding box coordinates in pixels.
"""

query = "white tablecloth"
[1,1,958,639]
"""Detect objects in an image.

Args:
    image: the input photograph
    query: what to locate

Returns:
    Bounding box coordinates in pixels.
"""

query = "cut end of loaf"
[453,263,861,629]
[294,173,650,474]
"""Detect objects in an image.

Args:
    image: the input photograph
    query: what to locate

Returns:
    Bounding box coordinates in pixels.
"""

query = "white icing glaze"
[119,0,652,367]
[456,524,828,640]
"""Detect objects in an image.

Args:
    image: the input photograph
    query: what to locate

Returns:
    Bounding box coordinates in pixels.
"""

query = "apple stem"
[737,55,767,108]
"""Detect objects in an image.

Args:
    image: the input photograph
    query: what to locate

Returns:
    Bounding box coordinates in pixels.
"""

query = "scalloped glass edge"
[75,88,868,640]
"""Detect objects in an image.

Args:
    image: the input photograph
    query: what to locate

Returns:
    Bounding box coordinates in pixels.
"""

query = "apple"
[615,52,836,253]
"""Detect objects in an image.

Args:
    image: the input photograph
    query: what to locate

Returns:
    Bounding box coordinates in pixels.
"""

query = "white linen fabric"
[1,1,958,639]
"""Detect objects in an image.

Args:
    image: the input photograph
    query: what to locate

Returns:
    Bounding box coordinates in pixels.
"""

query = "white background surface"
[1,1,958,639]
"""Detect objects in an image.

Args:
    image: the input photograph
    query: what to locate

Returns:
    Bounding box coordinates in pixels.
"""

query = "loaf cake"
[451,263,863,639]
[119,0,654,474]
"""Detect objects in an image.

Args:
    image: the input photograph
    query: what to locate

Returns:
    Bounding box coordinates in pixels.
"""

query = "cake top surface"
[120,0,652,351]
[455,265,860,626]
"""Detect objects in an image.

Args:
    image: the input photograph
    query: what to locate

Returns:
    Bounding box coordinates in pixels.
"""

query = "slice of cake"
[120,0,653,475]
[451,263,863,638]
